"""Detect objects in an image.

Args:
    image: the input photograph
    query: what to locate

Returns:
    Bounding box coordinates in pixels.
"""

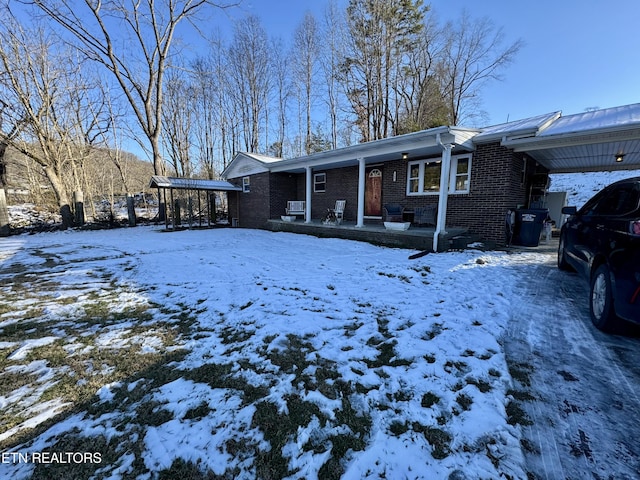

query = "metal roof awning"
[486,104,640,173]
[149,176,242,191]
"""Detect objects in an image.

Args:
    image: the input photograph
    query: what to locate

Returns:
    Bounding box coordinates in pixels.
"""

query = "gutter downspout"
[434,134,454,252]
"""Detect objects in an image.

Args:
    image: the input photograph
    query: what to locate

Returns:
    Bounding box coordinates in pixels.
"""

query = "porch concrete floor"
[266,219,470,252]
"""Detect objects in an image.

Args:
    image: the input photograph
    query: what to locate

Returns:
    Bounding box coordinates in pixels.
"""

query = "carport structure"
[481,104,640,173]
[149,176,242,230]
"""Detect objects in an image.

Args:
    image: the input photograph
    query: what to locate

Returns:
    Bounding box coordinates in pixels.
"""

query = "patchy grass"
[0,236,524,479]
[413,423,452,459]
[509,362,534,387]
[0,252,194,455]
[421,392,441,408]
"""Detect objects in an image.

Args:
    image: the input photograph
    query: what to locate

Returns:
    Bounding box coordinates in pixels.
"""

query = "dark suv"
[558,176,640,330]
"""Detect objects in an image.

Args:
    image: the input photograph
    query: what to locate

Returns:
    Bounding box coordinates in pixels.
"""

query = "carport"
[500,104,640,173]
[149,176,242,230]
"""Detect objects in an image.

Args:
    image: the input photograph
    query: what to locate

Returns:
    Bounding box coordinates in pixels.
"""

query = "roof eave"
[270,127,478,173]
[506,124,640,152]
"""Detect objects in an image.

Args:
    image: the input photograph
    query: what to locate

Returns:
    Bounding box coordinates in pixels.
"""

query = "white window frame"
[314,172,326,193]
[242,176,250,193]
[406,154,472,196]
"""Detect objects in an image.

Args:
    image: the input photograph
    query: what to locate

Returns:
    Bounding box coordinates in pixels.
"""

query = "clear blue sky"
[231,0,640,127]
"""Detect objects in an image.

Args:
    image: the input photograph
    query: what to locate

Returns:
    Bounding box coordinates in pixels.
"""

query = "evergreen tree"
[343,0,427,141]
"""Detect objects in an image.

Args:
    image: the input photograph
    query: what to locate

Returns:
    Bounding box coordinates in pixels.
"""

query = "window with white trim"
[406,154,472,195]
[314,172,326,192]
[242,176,250,193]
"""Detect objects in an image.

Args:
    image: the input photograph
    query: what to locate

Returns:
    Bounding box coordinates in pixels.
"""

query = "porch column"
[434,142,453,252]
[305,166,312,223]
[356,157,365,227]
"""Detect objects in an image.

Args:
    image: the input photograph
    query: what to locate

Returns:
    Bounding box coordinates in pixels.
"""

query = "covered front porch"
[269,126,478,252]
[266,218,471,252]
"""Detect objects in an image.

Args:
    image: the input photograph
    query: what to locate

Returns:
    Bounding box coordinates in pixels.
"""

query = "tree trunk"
[43,165,74,228]
[0,188,9,236]
[73,190,85,226]
[152,141,167,221]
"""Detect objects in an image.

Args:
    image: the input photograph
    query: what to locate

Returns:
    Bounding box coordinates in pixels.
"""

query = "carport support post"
[356,157,365,227]
[305,166,312,223]
[434,141,453,252]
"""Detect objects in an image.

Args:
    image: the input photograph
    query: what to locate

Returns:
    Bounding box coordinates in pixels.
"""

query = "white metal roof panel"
[537,103,640,137]
[149,176,242,191]
[474,111,561,142]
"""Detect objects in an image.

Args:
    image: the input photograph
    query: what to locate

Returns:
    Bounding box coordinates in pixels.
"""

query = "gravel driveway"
[505,240,640,479]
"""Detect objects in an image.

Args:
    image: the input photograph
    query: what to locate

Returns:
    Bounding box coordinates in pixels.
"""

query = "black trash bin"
[515,209,548,247]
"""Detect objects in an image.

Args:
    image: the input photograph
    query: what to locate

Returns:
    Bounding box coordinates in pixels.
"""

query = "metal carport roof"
[477,104,640,173]
[149,176,242,191]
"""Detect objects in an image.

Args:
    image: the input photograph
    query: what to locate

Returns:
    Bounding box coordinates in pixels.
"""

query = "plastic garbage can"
[515,209,548,247]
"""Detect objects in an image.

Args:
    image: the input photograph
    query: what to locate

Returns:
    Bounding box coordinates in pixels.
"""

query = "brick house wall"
[270,173,299,220]
[227,141,543,245]
[227,171,270,229]
[228,171,300,228]
[310,166,359,221]
[446,142,531,244]
[381,143,535,244]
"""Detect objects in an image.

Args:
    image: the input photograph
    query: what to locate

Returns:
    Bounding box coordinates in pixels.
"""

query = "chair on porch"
[333,200,346,224]
[383,204,405,222]
[414,205,437,226]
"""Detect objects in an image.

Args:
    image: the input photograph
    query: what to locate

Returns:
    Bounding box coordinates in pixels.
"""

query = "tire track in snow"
[504,247,640,479]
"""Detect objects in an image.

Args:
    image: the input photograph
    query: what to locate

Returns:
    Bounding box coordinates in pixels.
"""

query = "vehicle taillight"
[631,220,640,236]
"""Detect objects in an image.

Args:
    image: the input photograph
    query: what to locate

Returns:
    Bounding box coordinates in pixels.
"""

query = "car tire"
[557,233,573,271]
[590,264,619,331]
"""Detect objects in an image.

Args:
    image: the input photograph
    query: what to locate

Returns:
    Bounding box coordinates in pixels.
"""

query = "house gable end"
[222,152,282,180]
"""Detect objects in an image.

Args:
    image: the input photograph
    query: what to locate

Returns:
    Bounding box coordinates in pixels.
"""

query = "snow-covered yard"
[0,169,639,479]
[0,225,557,479]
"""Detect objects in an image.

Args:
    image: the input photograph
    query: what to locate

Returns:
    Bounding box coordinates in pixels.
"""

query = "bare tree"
[395,14,449,133]
[439,10,523,126]
[162,70,196,176]
[191,55,218,177]
[0,16,110,227]
[194,31,241,173]
[292,12,319,155]
[27,0,239,176]
[227,15,270,153]
[269,37,291,158]
[320,0,346,149]
[343,0,427,141]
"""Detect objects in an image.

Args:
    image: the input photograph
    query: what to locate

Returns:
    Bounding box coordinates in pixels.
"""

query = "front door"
[365,167,382,216]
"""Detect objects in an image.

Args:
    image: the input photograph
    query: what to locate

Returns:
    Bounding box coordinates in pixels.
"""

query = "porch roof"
[269,126,478,173]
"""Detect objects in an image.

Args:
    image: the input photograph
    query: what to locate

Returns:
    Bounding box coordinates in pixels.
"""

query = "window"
[423,162,441,192]
[242,176,250,193]
[454,158,470,192]
[314,173,326,193]
[409,164,420,193]
[406,155,471,195]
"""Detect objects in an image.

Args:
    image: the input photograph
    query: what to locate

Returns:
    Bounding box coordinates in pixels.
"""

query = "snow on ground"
[549,169,640,208]
[0,169,638,478]
[0,226,557,479]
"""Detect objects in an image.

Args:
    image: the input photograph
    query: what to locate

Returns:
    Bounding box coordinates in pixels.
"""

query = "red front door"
[365,167,382,216]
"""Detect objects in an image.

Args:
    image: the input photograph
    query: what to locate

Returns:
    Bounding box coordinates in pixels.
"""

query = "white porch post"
[305,166,312,223]
[434,142,453,252]
[356,157,366,227]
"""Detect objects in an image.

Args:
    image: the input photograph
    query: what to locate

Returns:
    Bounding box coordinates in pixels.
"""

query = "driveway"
[505,240,640,479]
